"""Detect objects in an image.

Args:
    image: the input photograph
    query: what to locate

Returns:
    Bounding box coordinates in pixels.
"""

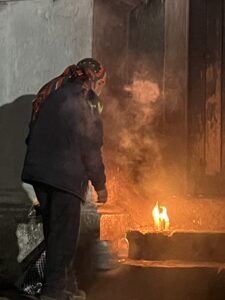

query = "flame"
[152,201,170,231]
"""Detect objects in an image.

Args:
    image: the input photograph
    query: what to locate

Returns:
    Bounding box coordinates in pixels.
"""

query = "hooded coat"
[21,79,106,200]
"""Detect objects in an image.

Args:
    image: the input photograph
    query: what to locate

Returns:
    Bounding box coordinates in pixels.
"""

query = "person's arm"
[78,101,107,203]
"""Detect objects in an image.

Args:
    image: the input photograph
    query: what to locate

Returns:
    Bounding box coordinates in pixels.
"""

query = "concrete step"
[127,230,225,262]
[87,260,225,300]
[122,258,225,270]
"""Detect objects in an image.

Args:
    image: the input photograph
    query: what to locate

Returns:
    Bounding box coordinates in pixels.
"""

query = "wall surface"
[127,0,189,196]
[0,0,93,200]
[0,0,94,284]
[188,0,225,195]
[93,0,130,96]
[163,0,189,193]
[129,0,165,86]
[0,0,93,106]
[127,0,166,196]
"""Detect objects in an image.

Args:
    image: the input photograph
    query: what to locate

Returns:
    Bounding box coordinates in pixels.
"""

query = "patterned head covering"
[32,58,106,120]
[77,58,106,83]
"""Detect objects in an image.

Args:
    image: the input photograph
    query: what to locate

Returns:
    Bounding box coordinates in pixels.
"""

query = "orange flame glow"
[152,201,170,231]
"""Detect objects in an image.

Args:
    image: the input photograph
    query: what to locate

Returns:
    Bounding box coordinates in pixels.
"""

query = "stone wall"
[0,0,93,106]
[0,0,94,286]
[93,0,131,96]
[0,0,93,201]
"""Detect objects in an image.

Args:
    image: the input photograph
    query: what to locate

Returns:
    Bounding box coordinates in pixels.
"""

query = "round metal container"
[92,240,118,271]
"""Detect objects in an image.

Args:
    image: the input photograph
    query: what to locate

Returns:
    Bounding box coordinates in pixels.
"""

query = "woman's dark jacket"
[21,79,106,200]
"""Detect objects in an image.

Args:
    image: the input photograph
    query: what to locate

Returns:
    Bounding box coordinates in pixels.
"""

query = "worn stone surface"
[86,264,225,300]
[16,220,43,263]
[129,0,164,85]
[1,262,225,299]
[188,0,225,195]
[0,0,95,285]
[0,198,101,286]
[0,0,93,202]
[163,0,189,193]
[0,0,93,107]
[0,205,26,287]
[93,0,130,96]
[127,230,225,262]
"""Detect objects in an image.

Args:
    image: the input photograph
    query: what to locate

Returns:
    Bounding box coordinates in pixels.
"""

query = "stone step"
[87,260,225,300]
[122,258,225,270]
[127,230,225,262]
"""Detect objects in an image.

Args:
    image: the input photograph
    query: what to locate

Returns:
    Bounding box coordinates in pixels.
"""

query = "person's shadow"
[0,95,35,192]
[0,95,35,289]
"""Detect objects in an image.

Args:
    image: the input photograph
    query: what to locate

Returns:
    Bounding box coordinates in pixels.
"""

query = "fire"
[152,201,170,231]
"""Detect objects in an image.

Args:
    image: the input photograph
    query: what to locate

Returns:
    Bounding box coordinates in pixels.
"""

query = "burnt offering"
[152,201,170,231]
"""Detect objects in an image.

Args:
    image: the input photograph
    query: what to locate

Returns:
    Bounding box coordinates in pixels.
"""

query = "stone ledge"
[127,230,225,262]
[122,258,225,271]
[87,263,225,300]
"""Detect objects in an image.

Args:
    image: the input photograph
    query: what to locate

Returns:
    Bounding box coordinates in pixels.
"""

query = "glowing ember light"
[152,201,170,231]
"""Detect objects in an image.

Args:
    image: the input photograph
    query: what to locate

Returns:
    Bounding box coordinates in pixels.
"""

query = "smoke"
[102,70,168,227]
[118,76,162,184]
[101,76,225,232]
[99,65,225,232]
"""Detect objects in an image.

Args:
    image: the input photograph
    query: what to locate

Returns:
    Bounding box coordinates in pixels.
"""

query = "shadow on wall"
[0,95,35,288]
[0,95,35,194]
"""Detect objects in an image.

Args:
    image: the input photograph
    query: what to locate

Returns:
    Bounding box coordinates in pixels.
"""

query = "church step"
[87,260,225,300]
[127,230,225,262]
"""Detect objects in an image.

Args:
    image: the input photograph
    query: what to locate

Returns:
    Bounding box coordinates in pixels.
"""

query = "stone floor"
[1,201,225,300]
[1,260,225,300]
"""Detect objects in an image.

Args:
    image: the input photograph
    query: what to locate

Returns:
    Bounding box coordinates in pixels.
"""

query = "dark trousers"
[33,183,81,297]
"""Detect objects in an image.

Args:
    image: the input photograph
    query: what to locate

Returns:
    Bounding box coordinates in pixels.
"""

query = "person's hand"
[96,188,108,204]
